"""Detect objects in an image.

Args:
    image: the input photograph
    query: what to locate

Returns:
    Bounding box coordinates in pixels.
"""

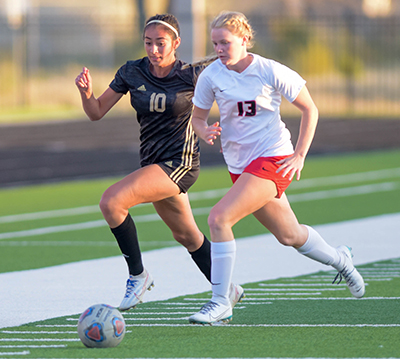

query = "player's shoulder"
[120,57,149,72]
[251,53,279,70]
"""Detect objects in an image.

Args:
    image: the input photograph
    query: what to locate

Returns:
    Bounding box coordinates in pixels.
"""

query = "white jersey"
[193,53,306,174]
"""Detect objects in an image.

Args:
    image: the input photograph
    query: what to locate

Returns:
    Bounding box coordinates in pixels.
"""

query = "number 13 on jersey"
[237,100,256,117]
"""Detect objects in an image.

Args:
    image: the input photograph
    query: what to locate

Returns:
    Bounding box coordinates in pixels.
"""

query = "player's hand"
[75,67,92,97]
[275,153,305,181]
[204,121,221,145]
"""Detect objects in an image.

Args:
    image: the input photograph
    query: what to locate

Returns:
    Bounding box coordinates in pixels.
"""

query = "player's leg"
[253,195,365,297]
[100,164,180,310]
[100,164,180,228]
[153,193,209,275]
[153,194,245,306]
[190,173,276,324]
[102,164,179,274]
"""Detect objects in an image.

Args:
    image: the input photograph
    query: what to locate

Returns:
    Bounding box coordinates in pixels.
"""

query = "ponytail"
[182,54,218,70]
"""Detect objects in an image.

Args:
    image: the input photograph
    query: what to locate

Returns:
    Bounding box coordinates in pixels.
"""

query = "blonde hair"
[211,11,255,49]
[182,12,254,69]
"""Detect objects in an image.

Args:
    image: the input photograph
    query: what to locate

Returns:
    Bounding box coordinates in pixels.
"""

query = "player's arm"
[191,106,221,146]
[75,67,123,121]
[276,85,318,180]
[291,85,319,157]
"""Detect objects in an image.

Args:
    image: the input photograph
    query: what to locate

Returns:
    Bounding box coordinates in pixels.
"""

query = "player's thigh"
[252,193,306,247]
[103,164,180,208]
[210,173,278,228]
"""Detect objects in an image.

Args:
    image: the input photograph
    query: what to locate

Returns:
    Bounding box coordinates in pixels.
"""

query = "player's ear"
[174,36,181,50]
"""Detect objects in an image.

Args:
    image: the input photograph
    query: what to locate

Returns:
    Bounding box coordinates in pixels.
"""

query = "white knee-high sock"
[211,240,236,306]
[297,225,342,269]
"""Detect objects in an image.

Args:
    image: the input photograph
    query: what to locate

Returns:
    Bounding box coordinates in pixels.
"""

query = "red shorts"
[229,155,293,198]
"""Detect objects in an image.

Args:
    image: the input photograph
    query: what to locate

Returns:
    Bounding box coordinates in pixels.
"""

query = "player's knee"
[207,208,228,232]
[99,189,119,218]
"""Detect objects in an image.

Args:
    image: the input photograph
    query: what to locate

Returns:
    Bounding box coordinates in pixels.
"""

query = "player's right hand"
[204,121,221,145]
[75,67,92,96]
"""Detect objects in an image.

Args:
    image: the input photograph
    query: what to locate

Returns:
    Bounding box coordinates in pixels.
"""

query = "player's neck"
[149,61,175,78]
[226,54,253,73]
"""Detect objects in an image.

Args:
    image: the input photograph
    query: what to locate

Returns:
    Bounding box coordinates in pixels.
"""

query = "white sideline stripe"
[0,208,212,240]
[290,167,400,189]
[0,182,397,241]
[0,240,177,247]
[0,339,78,342]
[244,288,345,291]
[288,182,397,202]
[124,323,400,328]
[0,350,30,355]
[1,331,76,334]
[0,166,399,225]
[0,345,65,348]
[0,213,399,329]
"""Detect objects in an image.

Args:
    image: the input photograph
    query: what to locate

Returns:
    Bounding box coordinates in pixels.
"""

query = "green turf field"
[0,149,400,358]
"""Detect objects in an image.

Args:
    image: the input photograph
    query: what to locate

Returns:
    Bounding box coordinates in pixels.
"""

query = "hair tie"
[146,20,179,38]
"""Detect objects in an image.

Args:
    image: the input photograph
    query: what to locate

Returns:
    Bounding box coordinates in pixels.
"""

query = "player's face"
[144,25,180,69]
[211,27,248,69]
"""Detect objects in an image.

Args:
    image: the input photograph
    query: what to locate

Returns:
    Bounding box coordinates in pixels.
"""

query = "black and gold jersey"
[110,57,203,167]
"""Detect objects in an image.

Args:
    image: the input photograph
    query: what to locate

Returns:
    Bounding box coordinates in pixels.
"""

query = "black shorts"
[157,158,200,193]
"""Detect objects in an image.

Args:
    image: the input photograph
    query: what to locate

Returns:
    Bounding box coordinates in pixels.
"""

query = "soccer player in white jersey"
[75,14,244,312]
[188,11,365,325]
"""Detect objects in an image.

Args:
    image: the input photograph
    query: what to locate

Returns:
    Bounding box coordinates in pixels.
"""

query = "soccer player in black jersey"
[75,14,244,311]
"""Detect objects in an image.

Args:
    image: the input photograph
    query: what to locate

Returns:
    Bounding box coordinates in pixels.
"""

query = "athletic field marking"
[373,263,400,267]
[1,166,399,225]
[0,331,76,335]
[183,296,400,301]
[0,338,79,342]
[0,352,29,356]
[0,182,398,241]
[244,287,346,291]
[313,274,400,278]
[0,240,177,247]
[122,323,400,327]
[0,345,66,348]
[259,283,348,287]
[290,167,400,189]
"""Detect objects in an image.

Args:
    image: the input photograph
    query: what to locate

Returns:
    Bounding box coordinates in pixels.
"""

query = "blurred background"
[1,0,400,121]
[0,0,399,186]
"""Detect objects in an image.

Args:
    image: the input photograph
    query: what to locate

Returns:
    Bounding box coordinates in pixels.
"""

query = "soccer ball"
[77,304,126,348]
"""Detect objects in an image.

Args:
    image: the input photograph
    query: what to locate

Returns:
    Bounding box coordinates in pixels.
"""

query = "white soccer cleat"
[189,301,233,325]
[119,269,154,311]
[229,283,245,308]
[333,245,365,298]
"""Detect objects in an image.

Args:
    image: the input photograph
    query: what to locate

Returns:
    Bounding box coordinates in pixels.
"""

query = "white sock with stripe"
[297,225,342,268]
[211,240,236,306]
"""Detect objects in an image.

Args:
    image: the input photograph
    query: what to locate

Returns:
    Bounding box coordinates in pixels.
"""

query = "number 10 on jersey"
[150,93,166,113]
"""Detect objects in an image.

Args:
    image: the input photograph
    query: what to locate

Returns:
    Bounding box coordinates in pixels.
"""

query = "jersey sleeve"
[192,70,215,110]
[109,64,129,95]
[270,61,306,103]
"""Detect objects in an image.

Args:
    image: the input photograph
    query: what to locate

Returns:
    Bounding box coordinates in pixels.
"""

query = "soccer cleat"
[333,245,365,298]
[189,301,232,325]
[119,269,154,311]
[229,283,245,308]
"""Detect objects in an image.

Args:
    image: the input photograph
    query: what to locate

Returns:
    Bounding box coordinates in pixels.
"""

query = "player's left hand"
[275,154,305,181]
